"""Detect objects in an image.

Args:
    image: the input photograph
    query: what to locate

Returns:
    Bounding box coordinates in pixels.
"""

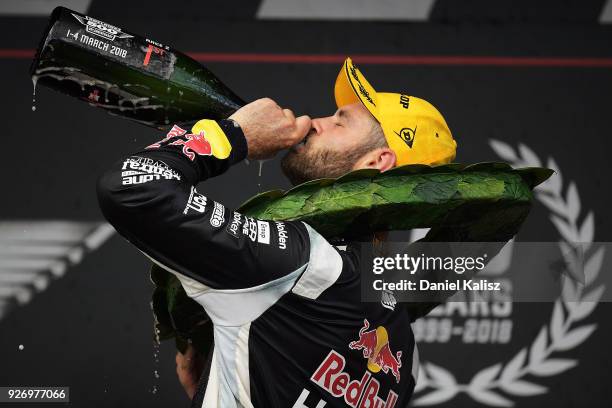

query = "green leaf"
[374,176,418,203]
[412,174,459,203]
[515,167,555,189]
[457,175,505,199]
[236,190,284,215]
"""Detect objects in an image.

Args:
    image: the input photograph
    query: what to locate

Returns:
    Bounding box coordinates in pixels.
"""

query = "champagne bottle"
[30,7,245,130]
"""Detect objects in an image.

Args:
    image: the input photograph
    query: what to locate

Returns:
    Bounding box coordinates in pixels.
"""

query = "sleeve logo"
[242,217,258,242]
[226,212,243,238]
[184,186,207,214]
[146,122,232,161]
[257,220,270,244]
[121,156,180,185]
[275,221,288,250]
[146,124,187,149]
[172,131,213,161]
[240,217,271,245]
[209,202,226,228]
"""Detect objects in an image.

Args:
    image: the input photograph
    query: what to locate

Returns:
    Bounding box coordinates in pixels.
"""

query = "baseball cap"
[334,57,457,166]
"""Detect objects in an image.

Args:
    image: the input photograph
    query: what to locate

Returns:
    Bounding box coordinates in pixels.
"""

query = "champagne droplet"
[258,160,265,190]
[151,341,160,395]
[31,76,38,112]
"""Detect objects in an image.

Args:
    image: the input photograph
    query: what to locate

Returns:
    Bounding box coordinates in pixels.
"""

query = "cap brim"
[334,57,381,122]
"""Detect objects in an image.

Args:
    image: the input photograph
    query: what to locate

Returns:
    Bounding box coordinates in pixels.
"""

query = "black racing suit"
[97,119,418,408]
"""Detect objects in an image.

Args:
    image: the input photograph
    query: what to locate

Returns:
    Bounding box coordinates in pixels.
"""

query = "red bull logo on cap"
[349,319,402,384]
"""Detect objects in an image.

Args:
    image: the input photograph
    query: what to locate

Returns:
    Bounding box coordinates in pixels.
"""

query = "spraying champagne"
[30,7,245,129]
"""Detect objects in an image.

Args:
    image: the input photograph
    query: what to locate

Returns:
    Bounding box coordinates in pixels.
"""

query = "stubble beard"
[280,145,363,186]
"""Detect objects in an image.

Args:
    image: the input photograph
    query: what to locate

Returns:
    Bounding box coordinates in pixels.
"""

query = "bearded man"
[97,58,457,408]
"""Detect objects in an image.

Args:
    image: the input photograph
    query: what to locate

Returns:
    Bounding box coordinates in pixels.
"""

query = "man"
[97,58,456,408]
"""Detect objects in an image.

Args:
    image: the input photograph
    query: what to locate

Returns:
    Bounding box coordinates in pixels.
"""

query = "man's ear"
[353,148,397,172]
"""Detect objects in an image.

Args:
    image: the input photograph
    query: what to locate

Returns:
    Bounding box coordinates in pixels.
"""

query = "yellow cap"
[334,57,457,166]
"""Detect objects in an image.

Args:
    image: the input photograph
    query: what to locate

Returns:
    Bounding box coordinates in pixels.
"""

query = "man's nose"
[310,118,324,134]
[311,116,335,133]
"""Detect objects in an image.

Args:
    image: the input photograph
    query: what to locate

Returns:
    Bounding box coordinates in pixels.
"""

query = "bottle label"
[71,14,133,42]
[62,11,176,79]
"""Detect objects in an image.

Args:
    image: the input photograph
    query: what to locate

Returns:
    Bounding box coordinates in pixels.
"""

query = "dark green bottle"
[30,7,244,130]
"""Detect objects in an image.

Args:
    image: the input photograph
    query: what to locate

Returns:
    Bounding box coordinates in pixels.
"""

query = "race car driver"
[97,58,457,408]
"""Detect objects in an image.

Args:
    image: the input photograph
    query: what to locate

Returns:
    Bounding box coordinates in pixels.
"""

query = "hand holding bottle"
[229,98,311,160]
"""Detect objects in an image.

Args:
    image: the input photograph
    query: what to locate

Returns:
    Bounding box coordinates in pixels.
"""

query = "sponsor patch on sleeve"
[121,156,181,185]
[210,202,226,228]
[190,120,232,159]
[226,212,243,237]
[257,220,270,244]
[145,121,232,162]
[242,216,258,242]
[275,221,288,250]
[183,186,207,214]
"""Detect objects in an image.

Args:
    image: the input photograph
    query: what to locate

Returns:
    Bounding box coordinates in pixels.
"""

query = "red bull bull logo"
[349,319,402,384]
[145,125,212,161]
[146,124,187,150]
[168,131,212,161]
[145,121,232,161]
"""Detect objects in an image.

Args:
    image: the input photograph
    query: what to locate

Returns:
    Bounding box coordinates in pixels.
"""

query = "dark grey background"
[1,1,611,407]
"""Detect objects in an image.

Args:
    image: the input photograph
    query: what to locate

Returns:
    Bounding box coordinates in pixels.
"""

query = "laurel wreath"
[411,141,605,407]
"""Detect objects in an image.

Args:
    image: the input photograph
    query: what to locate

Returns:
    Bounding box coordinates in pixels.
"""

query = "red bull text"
[310,350,398,408]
